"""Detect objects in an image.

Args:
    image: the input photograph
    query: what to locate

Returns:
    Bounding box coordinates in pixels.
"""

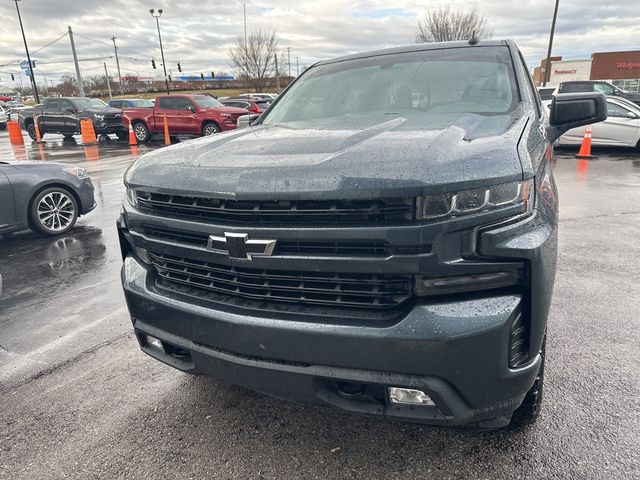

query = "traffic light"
[177,62,182,72]
[210,71,215,79]
[151,59,157,69]
[11,74,15,81]
[200,73,204,81]
[31,60,36,68]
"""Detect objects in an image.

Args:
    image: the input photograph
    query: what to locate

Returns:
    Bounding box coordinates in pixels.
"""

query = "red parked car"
[122,94,247,143]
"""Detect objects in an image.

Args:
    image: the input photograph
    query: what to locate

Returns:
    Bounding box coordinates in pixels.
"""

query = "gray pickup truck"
[118,39,606,429]
[21,97,126,141]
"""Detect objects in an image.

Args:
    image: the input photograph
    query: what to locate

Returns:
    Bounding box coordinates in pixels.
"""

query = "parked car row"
[14,93,277,142]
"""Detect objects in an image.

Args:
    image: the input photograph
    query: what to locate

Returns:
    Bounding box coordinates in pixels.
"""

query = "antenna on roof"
[468,31,479,46]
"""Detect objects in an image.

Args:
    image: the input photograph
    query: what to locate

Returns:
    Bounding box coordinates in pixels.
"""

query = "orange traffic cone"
[128,121,137,146]
[80,118,98,145]
[575,125,595,159]
[32,114,44,143]
[163,115,171,146]
[7,121,24,145]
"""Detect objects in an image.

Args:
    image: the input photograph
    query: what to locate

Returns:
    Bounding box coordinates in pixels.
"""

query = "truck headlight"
[417,180,533,220]
[126,188,138,207]
[63,167,90,180]
[93,114,105,121]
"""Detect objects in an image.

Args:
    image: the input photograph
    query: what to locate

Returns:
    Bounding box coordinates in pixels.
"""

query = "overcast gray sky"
[0,0,638,88]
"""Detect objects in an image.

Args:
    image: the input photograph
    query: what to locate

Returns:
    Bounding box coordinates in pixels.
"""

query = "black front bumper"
[122,254,543,427]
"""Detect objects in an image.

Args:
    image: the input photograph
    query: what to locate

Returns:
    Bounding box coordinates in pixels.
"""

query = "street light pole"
[13,0,39,103]
[542,0,560,87]
[150,9,170,95]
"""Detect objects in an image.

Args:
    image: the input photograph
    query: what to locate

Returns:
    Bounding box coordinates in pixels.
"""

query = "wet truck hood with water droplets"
[125,113,528,199]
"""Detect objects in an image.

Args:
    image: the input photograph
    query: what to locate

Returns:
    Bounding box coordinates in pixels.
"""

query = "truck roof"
[316,39,514,67]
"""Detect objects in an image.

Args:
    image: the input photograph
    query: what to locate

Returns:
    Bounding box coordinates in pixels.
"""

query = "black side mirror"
[546,93,607,143]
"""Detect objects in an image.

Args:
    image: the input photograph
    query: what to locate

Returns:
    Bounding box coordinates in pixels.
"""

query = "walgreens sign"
[616,62,640,70]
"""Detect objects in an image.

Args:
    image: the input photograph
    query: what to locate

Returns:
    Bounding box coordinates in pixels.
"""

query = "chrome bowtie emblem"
[207,232,276,261]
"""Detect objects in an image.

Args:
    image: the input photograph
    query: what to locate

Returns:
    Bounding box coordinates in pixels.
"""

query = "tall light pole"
[13,0,39,103]
[150,8,170,95]
[542,0,560,87]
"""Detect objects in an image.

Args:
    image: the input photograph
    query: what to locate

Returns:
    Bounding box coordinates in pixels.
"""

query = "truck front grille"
[137,225,430,257]
[149,252,412,311]
[136,192,415,226]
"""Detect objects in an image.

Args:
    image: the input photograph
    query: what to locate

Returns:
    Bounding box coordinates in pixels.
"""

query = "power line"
[31,32,69,56]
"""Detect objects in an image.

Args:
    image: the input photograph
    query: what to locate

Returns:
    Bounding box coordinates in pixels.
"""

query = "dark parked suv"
[558,80,640,106]
[118,40,606,428]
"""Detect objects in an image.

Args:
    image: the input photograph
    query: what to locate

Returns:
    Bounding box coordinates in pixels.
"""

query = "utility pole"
[111,36,123,93]
[68,26,85,96]
[103,62,112,100]
[14,0,39,103]
[243,3,249,95]
[542,0,560,87]
[287,47,291,78]
[150,9,170,95]
[274,54,280,92]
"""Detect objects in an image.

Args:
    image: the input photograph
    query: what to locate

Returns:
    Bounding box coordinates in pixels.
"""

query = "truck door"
[174,97,199,134]
[60,98,79,134]
[155,97,182,134]
[42,98,64,133]
[0,171,16,230]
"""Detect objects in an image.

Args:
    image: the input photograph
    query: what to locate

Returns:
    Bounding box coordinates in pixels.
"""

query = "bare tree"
[228,29,283,92]
[85,74,113,95]
[53,74,81,96]
[415,7,492,43]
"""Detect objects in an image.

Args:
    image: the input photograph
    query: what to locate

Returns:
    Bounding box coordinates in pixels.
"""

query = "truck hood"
[125,112,528,199]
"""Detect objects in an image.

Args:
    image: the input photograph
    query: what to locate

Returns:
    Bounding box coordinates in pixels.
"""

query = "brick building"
[533,50,640,91]
[591,50,640,92]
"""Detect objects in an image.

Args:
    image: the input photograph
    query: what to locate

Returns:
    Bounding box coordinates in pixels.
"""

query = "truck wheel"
[29,187,78,235]
[133,122,150,143]
[509,335,546,428]
[27,123,39,141]
[0,122,6,130]
[202,122,220,136]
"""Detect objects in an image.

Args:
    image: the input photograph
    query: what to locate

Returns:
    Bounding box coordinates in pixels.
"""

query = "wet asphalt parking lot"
[0,130,639,479]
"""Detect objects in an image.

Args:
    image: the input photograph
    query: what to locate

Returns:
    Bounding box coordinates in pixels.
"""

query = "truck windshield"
[192,96,223,108]
[262,46,519,130]
[74,98,108,109]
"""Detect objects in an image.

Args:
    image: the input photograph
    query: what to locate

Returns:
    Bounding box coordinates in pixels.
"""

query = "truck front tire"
[202,122,220,136]
[509,335,546,428]
[133,122,150,143]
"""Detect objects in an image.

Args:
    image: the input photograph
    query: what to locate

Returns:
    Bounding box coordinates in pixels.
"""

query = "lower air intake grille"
[509,310,530,368]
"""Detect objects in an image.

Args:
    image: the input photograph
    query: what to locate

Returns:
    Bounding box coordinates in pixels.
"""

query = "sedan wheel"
[30,187,78,235]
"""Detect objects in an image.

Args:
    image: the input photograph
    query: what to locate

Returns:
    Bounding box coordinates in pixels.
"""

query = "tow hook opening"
[139,331,192,363]
[336,381,366,398]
